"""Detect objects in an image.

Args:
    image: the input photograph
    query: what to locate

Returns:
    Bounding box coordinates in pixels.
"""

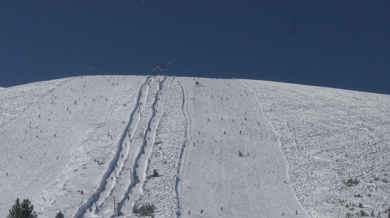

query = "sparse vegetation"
[344,178,359,187]
[7,198,37,218]
[132,203,157,216]
[147,169,160,179]
[152,169,159,177]
[56,211,64,218]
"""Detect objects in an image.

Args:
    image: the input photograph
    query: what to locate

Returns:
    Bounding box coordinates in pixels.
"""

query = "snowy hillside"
[244,80,390,218]
[0,79,67,128]
[0,76,389,218]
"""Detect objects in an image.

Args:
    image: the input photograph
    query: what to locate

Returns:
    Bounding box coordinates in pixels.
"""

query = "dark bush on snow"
[344,178,359,187]
[147,169,160,180]
[133,203,157,216]
[56,211,64,218]
[8,198,37,218]
[152,169,159,177]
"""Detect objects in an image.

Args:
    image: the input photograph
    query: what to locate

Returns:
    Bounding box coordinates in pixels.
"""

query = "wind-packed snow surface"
[0,76,389,218]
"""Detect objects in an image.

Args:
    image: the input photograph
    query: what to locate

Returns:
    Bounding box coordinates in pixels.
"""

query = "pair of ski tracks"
[75,76,165,218]
[116,76,173,217]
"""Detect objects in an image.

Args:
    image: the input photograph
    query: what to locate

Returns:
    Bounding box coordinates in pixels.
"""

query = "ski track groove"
[95,76,156,216]
[135,77,186,218]
[73,76,152,218]
[143,77,173,179]
[115,76,170,217]
[175,78,191,218]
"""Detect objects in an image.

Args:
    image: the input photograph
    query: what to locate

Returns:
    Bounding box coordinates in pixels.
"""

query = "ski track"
[141,78,186,218]
[175,79,191,217]
[111,76,164,217]
[74,76,153,218]
[117,76,172,217]
[124,77,187,218]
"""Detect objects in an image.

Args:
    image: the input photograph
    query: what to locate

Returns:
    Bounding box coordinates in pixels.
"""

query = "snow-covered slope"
[0,76,389,218]
[244,80,390,218]
[0,79,67,128]
[0,76,145,218]
[178,78,307,218]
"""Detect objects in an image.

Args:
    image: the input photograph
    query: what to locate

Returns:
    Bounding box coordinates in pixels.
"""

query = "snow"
[0,75,145,218]
[244,80,390,217]
[0,79,68,128]
[0,75,389,218]
[177,78,307,218]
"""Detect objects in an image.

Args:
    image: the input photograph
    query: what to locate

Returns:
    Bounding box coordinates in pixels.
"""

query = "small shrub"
[8,198,38,218]
[152,169,159,177]
[344,178,359,187]
[345,213,352,218]
[358,202,363,208]
[132,204,140,214]
[133,203,156,216]
[56,211,64,218]
[147,170,159,179]
[360,210,366,216]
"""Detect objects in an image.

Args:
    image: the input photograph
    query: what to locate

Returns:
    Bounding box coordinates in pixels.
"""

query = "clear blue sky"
[1,1,389,94]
